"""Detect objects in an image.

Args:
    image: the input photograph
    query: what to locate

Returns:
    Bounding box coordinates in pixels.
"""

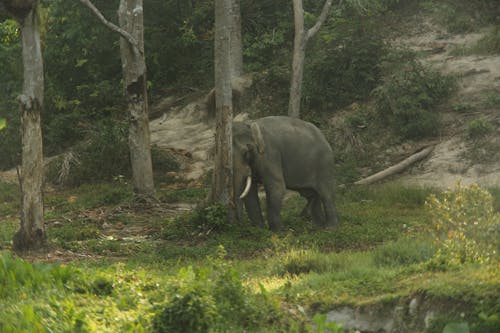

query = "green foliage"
[426,183,500,266]
[0,19,19,44]
[442,322,469,333]
[161,187,207,203]
[312,314,353,333]
[46,120,131,186]
[0,18,22,170]
[242,0,292,72]
[153,248,278,333]
[475,26,500,54]
[0,305,49,333]
[304,5,386,112]
[279,248,340,276]
[91,276,114,296]
[471,312,500,333]
[467,117,494,139]
[0,251,82,298]
[161,203,230,240]
[374,49,456,139]
[0,117,5,131]
[49,220,101,242]
[373,238,436,267]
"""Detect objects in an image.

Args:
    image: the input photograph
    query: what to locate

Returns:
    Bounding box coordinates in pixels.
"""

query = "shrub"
[374,50,456,139]
[425,184,499,266]
[467,117,494,139]
[153,248,277,332]
[303,5,386,112]
[46,120,130,186]
[161,203,229,240]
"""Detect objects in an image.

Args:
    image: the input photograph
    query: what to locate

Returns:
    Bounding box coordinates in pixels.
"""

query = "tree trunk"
[288,0,306,119]
[228,0,243,78]
[118,0,155,200]
[288,0,334,118]
[213,0,235,220]
[13,3,45,250]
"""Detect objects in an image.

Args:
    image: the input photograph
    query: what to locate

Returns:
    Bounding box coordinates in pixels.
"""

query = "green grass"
[0,181,499,332]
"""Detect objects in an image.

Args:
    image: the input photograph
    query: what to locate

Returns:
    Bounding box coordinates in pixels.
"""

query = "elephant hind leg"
[311,196,326,227]
[317,185,339,228]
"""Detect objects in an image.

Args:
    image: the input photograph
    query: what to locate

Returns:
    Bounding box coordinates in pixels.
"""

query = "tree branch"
[305,0,336,41]
[78,0,142,55]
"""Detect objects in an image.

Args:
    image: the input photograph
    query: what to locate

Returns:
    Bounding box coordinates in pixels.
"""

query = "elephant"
[232,116,339,231]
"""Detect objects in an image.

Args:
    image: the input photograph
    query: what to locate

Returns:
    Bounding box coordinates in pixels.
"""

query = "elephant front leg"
[244,184,265,228]
[265,183,285,231]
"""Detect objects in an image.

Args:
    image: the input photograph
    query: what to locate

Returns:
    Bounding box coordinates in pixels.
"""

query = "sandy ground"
[394,23,500,188]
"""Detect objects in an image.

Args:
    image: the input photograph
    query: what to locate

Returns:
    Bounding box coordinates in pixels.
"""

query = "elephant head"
[232,121,265,225]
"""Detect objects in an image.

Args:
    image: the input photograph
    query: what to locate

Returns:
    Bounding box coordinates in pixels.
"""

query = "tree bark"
[13,3,45,250]
[213,0,235,220]
[118,0,155,199]
[288,0,334,118]
[228,0,242,78]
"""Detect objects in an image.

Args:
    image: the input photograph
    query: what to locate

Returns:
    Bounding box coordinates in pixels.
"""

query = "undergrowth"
[0,181,499,332]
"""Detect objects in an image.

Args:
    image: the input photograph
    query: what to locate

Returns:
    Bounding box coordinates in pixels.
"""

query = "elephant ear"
[250,122,265,154]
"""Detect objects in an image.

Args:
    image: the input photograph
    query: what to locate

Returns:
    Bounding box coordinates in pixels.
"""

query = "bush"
[373,50,456,139]
[467,117,494,139]
[161,204,229,240]
[303,4,386,112]
[153,248,277,332]
[46,120,130,186]
[425,184,500,266]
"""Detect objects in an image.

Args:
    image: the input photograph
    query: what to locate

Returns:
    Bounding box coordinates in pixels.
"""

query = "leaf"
[443,322,469,333]
[75,59,88,68]
[0,117,6,131]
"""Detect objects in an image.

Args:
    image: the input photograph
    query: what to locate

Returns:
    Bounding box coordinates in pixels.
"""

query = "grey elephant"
[233,116,339,231]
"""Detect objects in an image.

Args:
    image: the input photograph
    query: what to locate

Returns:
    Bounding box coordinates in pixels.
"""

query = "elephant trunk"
[239,176,252,199]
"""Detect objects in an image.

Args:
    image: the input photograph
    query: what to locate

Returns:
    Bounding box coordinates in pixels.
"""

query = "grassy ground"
[0,180,499,332]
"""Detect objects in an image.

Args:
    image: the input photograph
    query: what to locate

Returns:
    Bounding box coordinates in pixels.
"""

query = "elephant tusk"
[239,176,252,199]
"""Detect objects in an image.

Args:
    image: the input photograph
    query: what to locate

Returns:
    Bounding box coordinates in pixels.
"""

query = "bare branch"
[305,0,340,41]
[78,0,142,55]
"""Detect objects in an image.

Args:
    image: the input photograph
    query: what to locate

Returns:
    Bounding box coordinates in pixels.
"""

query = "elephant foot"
[324,217,339,229]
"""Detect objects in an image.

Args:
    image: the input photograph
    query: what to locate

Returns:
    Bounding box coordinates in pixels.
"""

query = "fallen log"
[354,146,435,185]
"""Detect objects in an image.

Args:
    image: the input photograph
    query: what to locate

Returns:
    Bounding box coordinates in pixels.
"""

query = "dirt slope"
[150,22,500,188]
[395,21,500,188]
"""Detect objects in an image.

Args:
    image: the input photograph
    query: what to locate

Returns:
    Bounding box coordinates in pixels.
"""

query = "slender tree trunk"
[228,0,242,78]
[213,0,235,220]
[288,0,334,118]
[289,0,306,119]
[13,3,45,250]
[118,0,155,199]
